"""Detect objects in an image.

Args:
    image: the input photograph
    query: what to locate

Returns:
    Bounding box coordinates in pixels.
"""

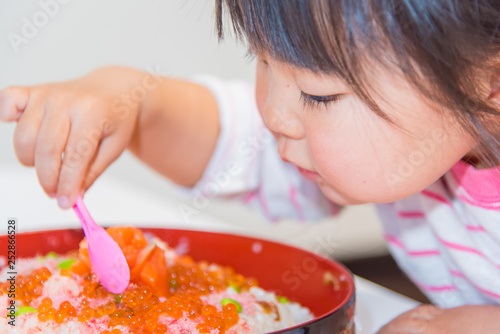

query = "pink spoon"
[73,195,130,294]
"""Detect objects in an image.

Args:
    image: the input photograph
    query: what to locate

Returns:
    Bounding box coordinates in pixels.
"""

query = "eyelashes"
[245,50,257,63]
[247,48,344,110]
[300,92,344,109]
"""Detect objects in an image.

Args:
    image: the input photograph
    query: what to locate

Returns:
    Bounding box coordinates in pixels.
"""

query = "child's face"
[255,56,477,205]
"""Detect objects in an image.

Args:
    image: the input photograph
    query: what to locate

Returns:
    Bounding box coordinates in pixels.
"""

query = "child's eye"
[300,92,344,109]
[257,56,268,66]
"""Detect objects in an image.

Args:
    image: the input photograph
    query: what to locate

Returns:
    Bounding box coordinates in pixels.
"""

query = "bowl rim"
[3,226,356,332]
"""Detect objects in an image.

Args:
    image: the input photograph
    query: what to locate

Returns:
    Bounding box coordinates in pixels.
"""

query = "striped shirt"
[191,76,500,307]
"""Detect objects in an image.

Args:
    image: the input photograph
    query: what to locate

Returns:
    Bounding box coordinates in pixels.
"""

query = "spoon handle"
[73,196,98,236]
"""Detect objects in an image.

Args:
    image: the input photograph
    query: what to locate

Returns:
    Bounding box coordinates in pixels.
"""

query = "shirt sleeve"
[179,75,339,222]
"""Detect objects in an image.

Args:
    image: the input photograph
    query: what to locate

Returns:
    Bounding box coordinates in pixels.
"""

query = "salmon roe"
[0,267,51,306]
[1,227,260,333]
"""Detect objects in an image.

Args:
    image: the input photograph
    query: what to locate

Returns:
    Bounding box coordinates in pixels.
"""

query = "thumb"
[0,86,30,122]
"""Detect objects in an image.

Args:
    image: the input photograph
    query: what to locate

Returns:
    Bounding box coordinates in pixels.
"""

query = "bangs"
[215,0,395,119]
[216,0,365,78]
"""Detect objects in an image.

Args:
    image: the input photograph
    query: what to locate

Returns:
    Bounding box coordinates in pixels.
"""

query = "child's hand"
[377,304,500,334]
[0,67,142,209]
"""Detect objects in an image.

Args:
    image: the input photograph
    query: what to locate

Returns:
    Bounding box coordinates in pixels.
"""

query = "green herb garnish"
[45,252,58,259]
[15,306,37,316]
[277,296,290,304]
[221,298,242,313]
[229,282,241,293]
[57,259,76,270]
[113,294,122,304]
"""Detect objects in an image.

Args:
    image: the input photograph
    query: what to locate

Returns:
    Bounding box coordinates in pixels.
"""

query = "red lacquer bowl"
[0,228,355,333]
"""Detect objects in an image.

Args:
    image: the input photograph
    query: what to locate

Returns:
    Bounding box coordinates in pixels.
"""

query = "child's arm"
[126,71,219,187]
[0,66,219,208]
[377,304,500,334]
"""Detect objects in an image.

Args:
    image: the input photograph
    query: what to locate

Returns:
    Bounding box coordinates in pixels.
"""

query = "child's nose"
[262,104,304,139]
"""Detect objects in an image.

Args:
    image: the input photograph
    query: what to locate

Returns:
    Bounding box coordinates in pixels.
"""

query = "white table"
[0,164,419,333]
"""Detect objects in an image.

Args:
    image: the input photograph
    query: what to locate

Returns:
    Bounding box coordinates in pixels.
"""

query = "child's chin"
[318,183,366,206]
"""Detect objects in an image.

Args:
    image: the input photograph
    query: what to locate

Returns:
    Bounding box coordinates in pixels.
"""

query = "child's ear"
[487,67,500,100]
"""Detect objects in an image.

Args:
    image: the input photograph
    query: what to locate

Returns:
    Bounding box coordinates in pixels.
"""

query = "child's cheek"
[307,132,417,204]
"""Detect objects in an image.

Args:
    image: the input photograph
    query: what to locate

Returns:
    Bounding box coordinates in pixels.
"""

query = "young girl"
[1,0,500,332]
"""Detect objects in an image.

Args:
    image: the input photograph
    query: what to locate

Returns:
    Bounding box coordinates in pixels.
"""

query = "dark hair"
[216,0,500,167]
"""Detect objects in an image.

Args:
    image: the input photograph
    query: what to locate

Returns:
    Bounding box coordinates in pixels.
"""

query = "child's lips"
[279,155,321,181]
[297,166,321,181]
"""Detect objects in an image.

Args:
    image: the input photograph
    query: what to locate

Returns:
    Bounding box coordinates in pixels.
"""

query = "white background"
[0,0,387,260]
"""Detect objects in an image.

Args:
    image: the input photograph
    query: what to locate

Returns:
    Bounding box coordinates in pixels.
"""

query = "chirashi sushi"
[0,227,314,333]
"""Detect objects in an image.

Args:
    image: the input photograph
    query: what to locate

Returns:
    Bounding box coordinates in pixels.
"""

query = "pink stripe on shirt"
[289,186,305,221]
[385,234,440,257]
[385,234,404,248]
[258,186,276,222]
[421,190,452,207]
[218,86,239,164]
[449,269,465,278]
[465,225,487,232]
[407,249,441,256]
[396,211,426,219]
[437,237,484,257]
[242,191,257,204]
[431,232,500,267]
[449,269,500,299]
[329,202,341,215]
[415,281,457,292]
[476,286,500,299]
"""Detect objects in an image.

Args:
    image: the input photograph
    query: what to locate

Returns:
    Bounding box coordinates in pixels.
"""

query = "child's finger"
[56,121,103,209]
[81,135,125,192]
[12,100,44,166]
[34,108,70,197]
[0,86,30,122]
